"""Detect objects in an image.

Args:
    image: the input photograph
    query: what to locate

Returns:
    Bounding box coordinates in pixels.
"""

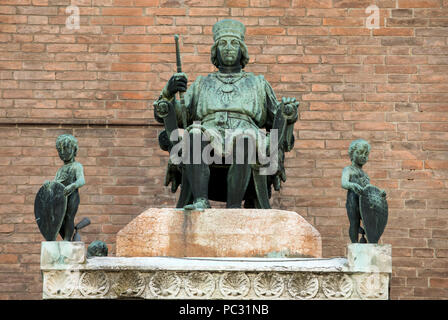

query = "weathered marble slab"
[116,208,322,258]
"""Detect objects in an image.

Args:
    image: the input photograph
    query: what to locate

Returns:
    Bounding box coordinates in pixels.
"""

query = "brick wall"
[0,0,447,299]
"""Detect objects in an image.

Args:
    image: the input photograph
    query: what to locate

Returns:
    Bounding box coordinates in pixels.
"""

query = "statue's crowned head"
[211,19,250,69]
[212,19,245,42]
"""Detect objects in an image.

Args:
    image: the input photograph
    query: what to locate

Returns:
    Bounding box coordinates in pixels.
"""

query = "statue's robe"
[155,71,297,208]
[170,71,280,158]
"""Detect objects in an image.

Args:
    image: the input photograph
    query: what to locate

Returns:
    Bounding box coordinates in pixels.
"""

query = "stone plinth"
[41,241,85,269]
[347,243,392,273]
[41,243,392,300]
[116,208,322,258]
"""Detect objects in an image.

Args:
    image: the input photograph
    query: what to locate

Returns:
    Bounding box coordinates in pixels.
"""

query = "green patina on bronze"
[34,134,86,241]
[154,19,299,210]
[341,139,388,244]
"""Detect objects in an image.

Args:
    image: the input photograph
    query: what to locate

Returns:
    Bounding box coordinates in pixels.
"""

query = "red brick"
[373,28,414,36]
[114,17,154,26]
[47,44,87,52]
[102,8,143,16]
[413,248,435,258]
[246,27,285,35]
[189,8,230,16]
[329,27,371,36]
[323,17,364,26]
[293,0,332,8]
[243,8,285,16]
[227,0,249,7]
[0,225,14,233]
[398,0,441,8]
[375,66,418,74]
[430,278,448,288]
[0,254,18,264]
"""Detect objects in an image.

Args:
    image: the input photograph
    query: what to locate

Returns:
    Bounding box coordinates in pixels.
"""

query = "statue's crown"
[212,19,245,42]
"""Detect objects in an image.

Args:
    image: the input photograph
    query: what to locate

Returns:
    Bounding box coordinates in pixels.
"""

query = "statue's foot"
[184,198,211,210]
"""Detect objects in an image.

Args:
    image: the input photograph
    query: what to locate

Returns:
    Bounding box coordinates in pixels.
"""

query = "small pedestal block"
[347,243,392,273]
[41,241,85,269]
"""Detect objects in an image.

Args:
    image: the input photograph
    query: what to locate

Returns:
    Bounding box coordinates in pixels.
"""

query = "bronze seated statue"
[154,19,299,210]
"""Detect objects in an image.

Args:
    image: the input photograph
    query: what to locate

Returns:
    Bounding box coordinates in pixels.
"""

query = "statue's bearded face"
[217,36,240,66]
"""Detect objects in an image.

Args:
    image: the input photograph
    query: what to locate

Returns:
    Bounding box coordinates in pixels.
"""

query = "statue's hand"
[164,163,180,193]
[380,189,387,198]
[281,97,299,118]
[154,99,171,118]
[63,183,76,197]
[350,183,364,195]
[166,72,188,98]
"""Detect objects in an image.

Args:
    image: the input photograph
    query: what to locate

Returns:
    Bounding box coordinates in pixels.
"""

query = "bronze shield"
[359,185,388,243]
[34,181,67,241]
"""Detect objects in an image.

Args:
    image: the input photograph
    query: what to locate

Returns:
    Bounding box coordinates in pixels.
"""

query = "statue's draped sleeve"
[165,76,202,128]
[261,76,280,131]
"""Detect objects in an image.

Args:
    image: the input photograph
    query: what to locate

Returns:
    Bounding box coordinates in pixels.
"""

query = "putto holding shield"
[34,134,86,241]
[341,139,388,243]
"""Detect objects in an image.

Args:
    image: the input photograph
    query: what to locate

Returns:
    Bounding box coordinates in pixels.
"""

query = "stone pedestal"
[41,241,85,269]
[41,241,392,300]
[40,209,392,300]
[116,208,322,258]
[347,243,392,273]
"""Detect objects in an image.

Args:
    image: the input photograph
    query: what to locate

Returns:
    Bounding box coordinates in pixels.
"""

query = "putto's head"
[348,139,371,164]
[56,134,78,162]
[211,19,250,69]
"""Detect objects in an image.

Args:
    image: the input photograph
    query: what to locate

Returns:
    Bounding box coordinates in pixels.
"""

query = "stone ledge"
[41,254,390,300]
[42,256,350,272]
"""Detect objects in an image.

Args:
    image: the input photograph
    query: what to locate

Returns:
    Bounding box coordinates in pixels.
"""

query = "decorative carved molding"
[254,272,284,298]
[79,271,110,297]
[149,271,182,298]
[321,274,354,300]
[112,271,145,298]
[43,271,78,298]
[357,273,388,300]
[41,270,389,300]
[287,273,319,300]
[184,272,216,298]
[219,272,250,298]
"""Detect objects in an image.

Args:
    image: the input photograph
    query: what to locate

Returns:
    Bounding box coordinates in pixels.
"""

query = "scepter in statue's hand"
[160,35,188,128]
[174,34,188,129]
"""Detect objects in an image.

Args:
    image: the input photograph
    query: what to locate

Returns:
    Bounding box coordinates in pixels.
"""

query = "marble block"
[347,243,392,273]
[116,208,322,258]
[41,241,86,268]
